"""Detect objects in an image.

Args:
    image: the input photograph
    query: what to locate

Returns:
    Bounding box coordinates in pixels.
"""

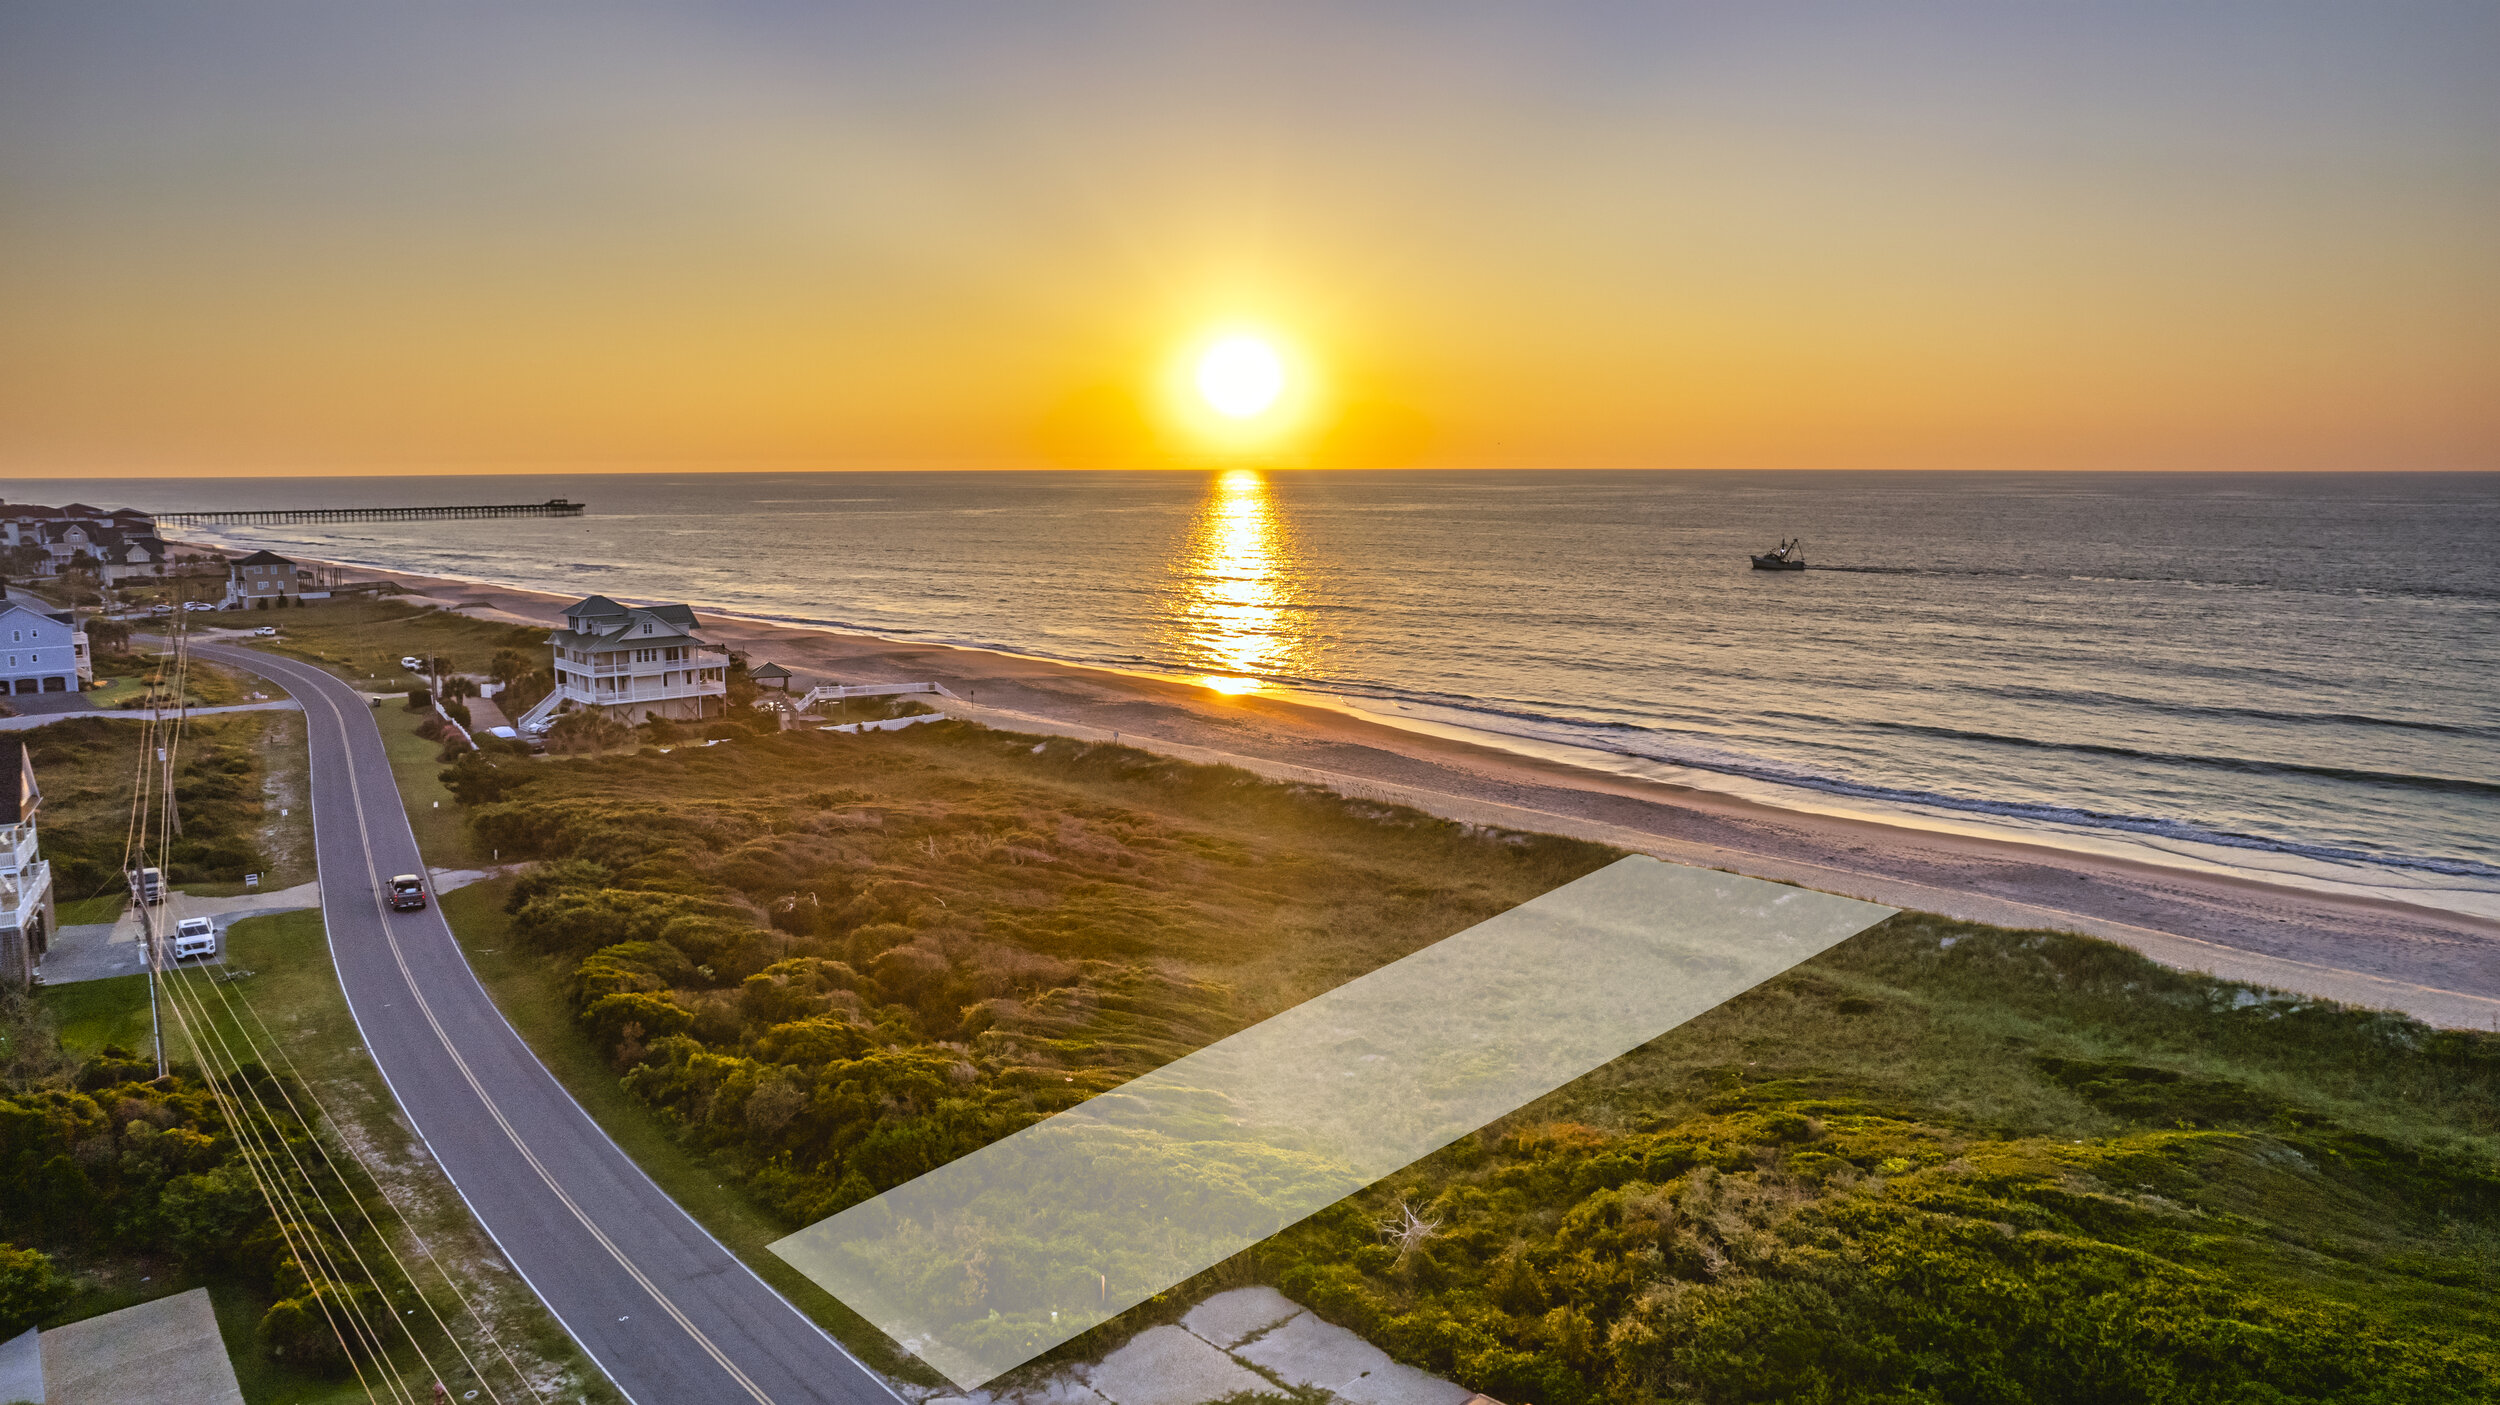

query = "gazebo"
[750,661,793,692]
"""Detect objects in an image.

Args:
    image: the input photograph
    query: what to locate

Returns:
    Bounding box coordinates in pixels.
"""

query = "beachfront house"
[0,746,54,989]
[526,594,730,728]
[0,602,91,696]
[226,549,302,607]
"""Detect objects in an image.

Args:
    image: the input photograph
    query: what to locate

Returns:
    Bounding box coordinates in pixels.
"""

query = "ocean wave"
[1967,687,2500,740]
[1317,691,2500,881]
[1805,562,2500,603]
[1791,717,2500,798]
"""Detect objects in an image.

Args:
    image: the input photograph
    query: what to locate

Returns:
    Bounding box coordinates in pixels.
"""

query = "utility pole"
[135,866,163,1079]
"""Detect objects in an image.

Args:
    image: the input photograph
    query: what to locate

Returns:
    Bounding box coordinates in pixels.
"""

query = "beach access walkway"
[191,641,904,1405]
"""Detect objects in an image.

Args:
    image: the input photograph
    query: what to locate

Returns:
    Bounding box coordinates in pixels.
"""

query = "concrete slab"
[0,693,99,719]
[36,884,320,986]
[1234,1312,1474,1405]
[32,923,128,985]
[1084,1325,1281,1405]
[0,1325,42,1404]
[1180,1286,1301,1349]
[38,1287,243,1405]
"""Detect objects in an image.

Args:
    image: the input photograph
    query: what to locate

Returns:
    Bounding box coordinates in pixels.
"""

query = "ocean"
[19,469,2497,918]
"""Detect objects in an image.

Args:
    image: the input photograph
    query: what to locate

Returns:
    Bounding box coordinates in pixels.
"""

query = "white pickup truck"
[171,917,218,961]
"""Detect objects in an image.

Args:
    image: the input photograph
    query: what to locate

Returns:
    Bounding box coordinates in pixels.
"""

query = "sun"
[1195,335,1286,419]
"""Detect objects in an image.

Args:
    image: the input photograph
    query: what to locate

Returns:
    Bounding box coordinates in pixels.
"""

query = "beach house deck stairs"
[513,688,565,735]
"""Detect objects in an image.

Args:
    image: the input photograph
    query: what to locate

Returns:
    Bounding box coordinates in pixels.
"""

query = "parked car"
[388,874,427,911]
[171,917,218,961]
[183,601,217,611]
[399,656,425,670]
[253,626,278,636]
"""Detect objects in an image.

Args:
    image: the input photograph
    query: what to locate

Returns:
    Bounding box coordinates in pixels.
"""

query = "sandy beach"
[283,557,2500,1031]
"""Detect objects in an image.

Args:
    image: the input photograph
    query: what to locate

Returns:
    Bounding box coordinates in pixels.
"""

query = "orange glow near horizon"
[0,10,2492,475]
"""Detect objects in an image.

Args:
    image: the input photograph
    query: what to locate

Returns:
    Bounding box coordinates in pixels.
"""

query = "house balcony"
[0,859,51,934]
[0,824,37,877]
[555,677,728,707]
[567,650,732,678]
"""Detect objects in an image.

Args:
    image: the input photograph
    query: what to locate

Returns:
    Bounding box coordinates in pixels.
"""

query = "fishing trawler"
[1750,538,1806,570]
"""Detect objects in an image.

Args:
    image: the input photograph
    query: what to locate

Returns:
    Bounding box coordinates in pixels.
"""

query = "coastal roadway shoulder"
[0,698,302,730]
[191,642,906,1405]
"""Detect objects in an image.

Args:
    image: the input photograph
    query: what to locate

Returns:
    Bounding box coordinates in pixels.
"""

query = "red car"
[389,874,428,911]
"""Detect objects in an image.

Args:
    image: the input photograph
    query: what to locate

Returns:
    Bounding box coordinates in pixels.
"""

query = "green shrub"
[0,1244,67,1334]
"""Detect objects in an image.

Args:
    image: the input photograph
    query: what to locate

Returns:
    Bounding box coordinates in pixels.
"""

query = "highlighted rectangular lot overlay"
[771,855,1894,1388]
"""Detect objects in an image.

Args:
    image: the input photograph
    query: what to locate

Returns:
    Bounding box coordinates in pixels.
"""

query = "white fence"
[795,681,959,709]
[817,713,950,736]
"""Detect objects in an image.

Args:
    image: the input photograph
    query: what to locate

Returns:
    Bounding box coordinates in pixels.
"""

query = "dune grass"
[400,719,2499,1402]
[26,708,317,909]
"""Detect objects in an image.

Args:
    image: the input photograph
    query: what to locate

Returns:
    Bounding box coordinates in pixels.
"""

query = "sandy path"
[292,558,2500,1030]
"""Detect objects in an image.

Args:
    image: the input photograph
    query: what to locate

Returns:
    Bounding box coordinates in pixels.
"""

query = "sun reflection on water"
[1168,469,1302,693]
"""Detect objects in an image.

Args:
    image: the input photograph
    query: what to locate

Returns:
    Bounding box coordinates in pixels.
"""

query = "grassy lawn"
[39,970,157,1056]
[79,647,256,710]
[372,700,485,867]
[53,893,126,926]
[35,909,624,1405]
[232,596,547,691]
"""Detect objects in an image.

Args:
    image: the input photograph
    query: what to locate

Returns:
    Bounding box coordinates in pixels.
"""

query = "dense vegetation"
[1260,919,2499,1404]
[441,723,2500,1403]
[0,992,385,1368]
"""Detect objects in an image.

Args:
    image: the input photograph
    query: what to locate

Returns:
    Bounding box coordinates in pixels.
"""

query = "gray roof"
[555,596,705,646]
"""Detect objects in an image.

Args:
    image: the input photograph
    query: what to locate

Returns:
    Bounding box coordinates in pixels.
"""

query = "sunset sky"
[2,2,2494,475]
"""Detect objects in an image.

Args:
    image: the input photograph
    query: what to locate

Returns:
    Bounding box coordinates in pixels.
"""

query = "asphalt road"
[196,643,905,1405]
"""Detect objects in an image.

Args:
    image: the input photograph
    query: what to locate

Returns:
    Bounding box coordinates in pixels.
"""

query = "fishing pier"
[154,497,586,527]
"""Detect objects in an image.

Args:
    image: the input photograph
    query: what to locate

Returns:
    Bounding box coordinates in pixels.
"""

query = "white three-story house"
[526,595,729,729]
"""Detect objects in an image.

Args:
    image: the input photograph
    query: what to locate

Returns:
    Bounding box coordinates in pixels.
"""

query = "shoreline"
[243,551,2500,1029]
